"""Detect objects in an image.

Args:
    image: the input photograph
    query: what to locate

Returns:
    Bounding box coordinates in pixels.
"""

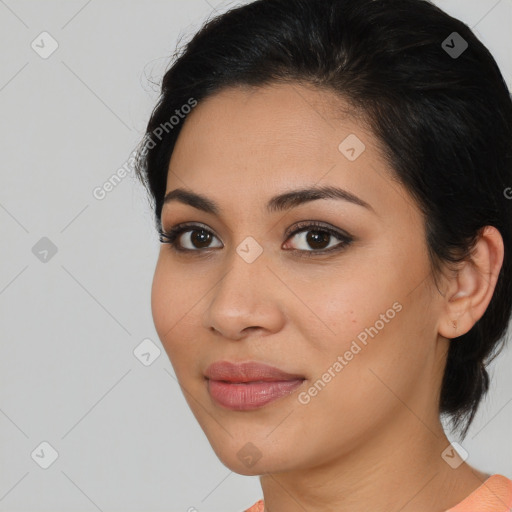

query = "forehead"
[165,83,412,222]
[170,83,366,166]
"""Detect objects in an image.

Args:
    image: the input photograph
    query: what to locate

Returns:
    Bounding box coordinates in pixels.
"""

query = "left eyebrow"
[162,185,376,215]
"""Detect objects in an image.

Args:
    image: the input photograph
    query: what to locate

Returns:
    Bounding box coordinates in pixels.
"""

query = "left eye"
[285,227,346,251]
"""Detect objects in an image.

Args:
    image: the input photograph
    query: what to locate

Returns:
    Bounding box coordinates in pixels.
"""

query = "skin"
[151,82,504,512]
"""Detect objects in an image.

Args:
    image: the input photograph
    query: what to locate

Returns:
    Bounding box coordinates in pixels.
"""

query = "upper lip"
[204,361,305,382]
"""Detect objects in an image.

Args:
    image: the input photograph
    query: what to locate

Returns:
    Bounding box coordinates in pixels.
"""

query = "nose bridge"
[219,228,269,291]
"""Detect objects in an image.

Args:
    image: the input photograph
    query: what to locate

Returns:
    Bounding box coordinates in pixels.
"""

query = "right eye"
[159,223,223,252]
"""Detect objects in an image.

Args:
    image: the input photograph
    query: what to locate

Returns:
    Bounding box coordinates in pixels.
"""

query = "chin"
[206,434,299,476]
[217,452,289,476]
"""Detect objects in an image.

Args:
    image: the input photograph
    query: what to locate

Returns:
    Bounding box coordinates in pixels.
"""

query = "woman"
[135,0,512,510]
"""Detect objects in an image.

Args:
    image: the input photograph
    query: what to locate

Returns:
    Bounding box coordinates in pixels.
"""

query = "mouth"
[205,378,306,410]
[204,360,306,410]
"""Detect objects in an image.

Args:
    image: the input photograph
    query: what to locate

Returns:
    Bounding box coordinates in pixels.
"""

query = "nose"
[201,245,286,341]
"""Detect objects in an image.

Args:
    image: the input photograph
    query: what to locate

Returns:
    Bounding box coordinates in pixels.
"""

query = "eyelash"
[158,221,353,258]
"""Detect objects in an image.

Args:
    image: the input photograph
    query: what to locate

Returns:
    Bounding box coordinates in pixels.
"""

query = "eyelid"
[283,220,351,241]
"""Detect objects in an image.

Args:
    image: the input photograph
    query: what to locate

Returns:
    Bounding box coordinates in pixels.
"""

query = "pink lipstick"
[205,361,305,410]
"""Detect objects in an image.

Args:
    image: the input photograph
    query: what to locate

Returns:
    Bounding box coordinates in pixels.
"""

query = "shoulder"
[242,475,512,512]
[447,474,512,511]
[243,499,264,512]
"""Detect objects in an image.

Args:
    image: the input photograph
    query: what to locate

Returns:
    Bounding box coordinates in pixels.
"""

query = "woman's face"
[151,83,448,474]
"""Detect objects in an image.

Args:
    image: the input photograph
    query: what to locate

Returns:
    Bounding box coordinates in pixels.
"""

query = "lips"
[204,361,306,410]
[204,360,305,382]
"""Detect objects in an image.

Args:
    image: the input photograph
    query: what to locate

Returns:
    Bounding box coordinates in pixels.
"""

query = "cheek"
[302,282,432,420]
[294,258,427,398]
[300,230,430,359]
[150,257,172,340]
[151,258,192,361]
[293,262,394,348]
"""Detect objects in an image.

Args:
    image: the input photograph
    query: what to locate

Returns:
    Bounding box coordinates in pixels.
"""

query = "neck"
[259,410,487,512]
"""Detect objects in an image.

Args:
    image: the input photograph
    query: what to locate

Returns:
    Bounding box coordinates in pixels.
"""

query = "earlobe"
[438,226,504,339]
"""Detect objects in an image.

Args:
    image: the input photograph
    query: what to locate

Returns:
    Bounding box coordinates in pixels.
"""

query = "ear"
[438,226,504,339]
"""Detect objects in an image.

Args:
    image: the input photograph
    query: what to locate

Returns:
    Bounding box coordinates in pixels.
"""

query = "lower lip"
[206,378,305,410]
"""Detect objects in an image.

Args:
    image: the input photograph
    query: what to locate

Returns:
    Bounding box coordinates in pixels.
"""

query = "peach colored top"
[243,474,512,512]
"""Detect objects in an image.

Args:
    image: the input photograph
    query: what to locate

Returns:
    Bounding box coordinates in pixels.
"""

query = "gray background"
[0,1,511,511]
